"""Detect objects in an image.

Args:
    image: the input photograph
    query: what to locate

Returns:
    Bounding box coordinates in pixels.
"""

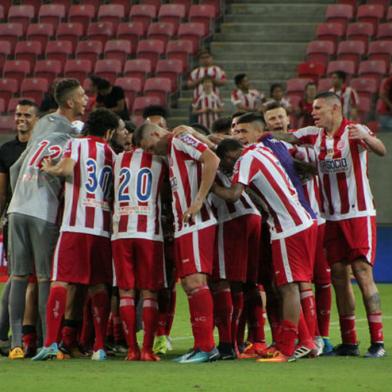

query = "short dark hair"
[198,48,211,58]
[231,111,246,121]
[124,120,136,133]
[264,101,287,114]
[212,117,232,134]
[234,73,246,86]
[314,91,341,102]
[17,99,39,112]
[89,74,111,91]
[332,70,347,82]
[236,112,266,128]
[216,138,243,160]
[84,108,119,137]
[54,78,81,106]
[270,83,284,96]
[142,105,168,119]
[190,123,210,136]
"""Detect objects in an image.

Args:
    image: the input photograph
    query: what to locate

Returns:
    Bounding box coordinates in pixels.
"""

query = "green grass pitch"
[0,284,391,392]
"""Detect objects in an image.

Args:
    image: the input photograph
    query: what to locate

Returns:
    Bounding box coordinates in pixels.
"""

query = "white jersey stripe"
[280,238,293,283]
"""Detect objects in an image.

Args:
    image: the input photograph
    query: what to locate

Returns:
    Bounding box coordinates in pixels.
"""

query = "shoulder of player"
[174,133,203,148]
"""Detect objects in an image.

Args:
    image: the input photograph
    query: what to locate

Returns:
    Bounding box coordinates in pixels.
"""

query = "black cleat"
[328,343,360,357]
[364,343,386,358]
[217,343,237,360]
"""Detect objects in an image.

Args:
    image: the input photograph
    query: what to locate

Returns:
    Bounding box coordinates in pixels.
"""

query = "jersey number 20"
[118,168,152,202]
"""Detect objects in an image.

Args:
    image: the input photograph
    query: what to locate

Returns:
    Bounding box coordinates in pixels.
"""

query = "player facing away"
[133,123,221,363]
[212,141,317,363]
[290,92,387,358]
[32,108,119,361]
[111,146,168,361]
[7,79,88,360]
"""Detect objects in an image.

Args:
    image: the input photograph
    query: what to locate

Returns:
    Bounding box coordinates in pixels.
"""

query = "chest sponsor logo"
[319,157,348,173]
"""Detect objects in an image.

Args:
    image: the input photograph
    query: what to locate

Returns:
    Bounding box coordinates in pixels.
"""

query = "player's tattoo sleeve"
[367,292,381,313]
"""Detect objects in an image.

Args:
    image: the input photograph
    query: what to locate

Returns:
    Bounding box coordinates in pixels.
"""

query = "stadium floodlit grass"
[0,284,391,392]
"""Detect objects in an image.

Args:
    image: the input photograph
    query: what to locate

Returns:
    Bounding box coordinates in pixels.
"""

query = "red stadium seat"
[38,4,66,29]
[346,23,375,50]
[3,61,31,87]
[111,0,131,15]
[76,40,103,64]
[147,22,176,46]
[0,79,18,109]
[81,0,100,7]
[0,41,11,70]
[7,5,35,33]
[114,77,143,108]
[189,5,216,33]
[0,23,24,48]
[68,5,96,30]
[0,116,15,133]
[104,40,132,63]
[325,4,354,27]
[357,5,385,31]
[317,78,333,92]
[306,40,335,64]
[166,40,193,71]
[132,96,162,116]
[117,22,145,52]
[46,40,72,63]
[20,78,49,103]
[200,0,222,17]
[368,41,392,67]
[357,96,373,122]
[0,99,5,114]
[178,22,209,53]
[86,22,114,46]
[129,5,157,33]
[144,77,172,105]
[0,6,4,21]
[15,41,42,67]
[358,60,388,83]
[56,23,84,51]
[286,78,313,95]
[97,4,125,24]
[337,40,366,63]
[136,39,165,70]
[158,4,186,31]
[316,23,346,45]
[156,59,183,92]
[350,77,379,100]
[327,60,356,77]
[388,6,392,22]
[124,59,152,81]
[26,23,55,49]
[34,59,62,85]
[139,0,162,7]
[297,62,326,81]
[377,23,392,40]
[64,59,93,83]
[367,0,389,7]
[94,59,123,84]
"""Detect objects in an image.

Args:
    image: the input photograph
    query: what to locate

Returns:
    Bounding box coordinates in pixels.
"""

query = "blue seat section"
[374,225,392,283]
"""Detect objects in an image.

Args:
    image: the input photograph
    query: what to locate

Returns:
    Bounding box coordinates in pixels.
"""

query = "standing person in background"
[0,100,39,357]
[378,75,392,131]
[90,75,130,121]
[297,82,317,127]
[329,71,359,121]
[192,77,224,130]
[231,74,265,113]
[264,83,292,114]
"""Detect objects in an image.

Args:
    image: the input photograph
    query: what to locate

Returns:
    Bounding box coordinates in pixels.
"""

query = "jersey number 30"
[118,168,152,202]
[85,158,112,197]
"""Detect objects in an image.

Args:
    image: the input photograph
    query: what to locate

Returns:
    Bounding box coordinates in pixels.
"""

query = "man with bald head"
[291,91,387,358]
[133,122,220,363]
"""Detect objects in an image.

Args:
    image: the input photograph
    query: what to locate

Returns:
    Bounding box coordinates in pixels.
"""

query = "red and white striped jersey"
[232,145,313,240]
[168,134,217,236]
[231,88,264,111]
[60,136,115,237]
[192,91,223,130]
[293,119,376,221]
[329,85,359,120]
[188,65,227,99]
[112,148,167,241]
[209,170,260,223]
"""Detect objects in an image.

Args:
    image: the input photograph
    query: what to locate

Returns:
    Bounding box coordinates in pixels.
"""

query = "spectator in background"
[192,77,224,130]
[378,75,392,131]
[329,71,359,121]
[297,82,317,127]
[142,105,169,129]
[264,83,292,114]
[39,80,59,115]
[231,73,265,112]
[90,75,130,121]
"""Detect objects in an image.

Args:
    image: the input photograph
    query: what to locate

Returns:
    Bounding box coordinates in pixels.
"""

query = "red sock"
[22,326,37,350]
[113,315,123,344]
[119,296,137,349]
[277,319,297,356]
[367,312,384,344]
[247,290,265,343]
[188,285,215,352]
[339,315,357,345]
[61,321,78,349]
[45,286,67,346]
[142,298,159,352]
[213,288,233,345]
[91,290,110,351]
[298,308,313,345]
[315,283,331,337]
[231,291,244,349]
[165,287,176,336]
[300,288,317,338]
